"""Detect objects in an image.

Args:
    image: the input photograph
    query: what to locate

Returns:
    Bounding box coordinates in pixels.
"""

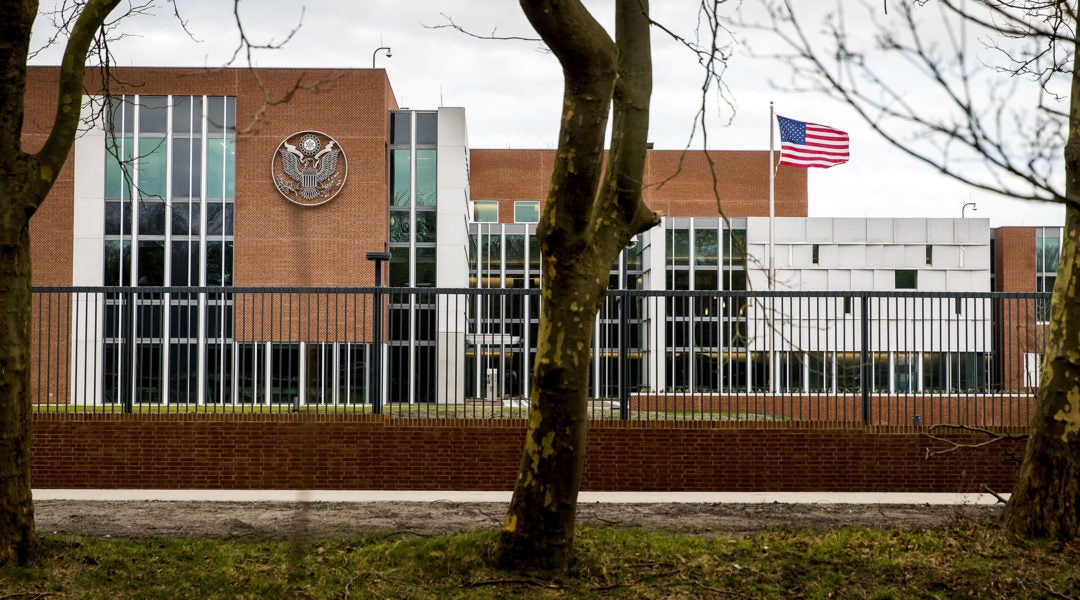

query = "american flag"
[777,115,849,169]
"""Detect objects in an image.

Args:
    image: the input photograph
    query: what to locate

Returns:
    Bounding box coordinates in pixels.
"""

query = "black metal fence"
[31,286,1046,426]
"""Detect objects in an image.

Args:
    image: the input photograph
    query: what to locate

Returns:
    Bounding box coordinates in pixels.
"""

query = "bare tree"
[739,0,1080,539]
[0,0,123,566]
[495,0,661,571]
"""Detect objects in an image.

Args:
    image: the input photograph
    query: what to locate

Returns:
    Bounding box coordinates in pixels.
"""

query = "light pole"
[962,201,977,218]
[371,46,392,69]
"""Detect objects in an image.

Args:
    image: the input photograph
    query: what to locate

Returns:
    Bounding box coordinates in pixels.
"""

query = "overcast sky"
[28,0,1066,228]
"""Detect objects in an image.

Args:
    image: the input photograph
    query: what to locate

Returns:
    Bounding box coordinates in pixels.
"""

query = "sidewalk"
[33,489,1008,505]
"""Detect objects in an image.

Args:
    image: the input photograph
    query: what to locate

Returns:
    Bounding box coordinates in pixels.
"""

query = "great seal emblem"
[271,131,347,206]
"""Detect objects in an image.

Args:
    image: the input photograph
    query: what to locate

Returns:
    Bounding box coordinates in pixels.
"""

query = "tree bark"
[0,0,121,565]
[1003,10,1080,537]
[0,218,36,567]
[496,0,659,571]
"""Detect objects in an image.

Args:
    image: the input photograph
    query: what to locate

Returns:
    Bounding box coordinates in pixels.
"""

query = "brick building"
[22,66,1059,411]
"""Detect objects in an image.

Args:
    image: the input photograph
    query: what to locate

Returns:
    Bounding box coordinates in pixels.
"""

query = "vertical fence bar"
[860,293,871,425]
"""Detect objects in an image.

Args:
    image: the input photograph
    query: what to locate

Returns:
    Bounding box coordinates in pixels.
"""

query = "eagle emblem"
[272,131,347,206]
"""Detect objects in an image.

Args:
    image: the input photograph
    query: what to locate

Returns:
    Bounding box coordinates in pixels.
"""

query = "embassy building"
[21,67,1058,419]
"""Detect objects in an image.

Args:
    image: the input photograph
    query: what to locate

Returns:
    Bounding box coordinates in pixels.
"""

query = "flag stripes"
[777,115,849,169]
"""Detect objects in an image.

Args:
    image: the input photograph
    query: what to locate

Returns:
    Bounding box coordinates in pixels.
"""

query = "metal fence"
[31,286,1046,426]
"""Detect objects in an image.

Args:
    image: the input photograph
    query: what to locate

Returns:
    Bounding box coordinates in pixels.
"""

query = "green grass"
[3,523,1079,598]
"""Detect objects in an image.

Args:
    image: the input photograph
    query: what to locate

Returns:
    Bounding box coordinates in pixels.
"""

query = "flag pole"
[769,101,775,291]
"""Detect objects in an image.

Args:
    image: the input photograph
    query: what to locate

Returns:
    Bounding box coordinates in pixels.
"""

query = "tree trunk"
[495,0,657,571]
[0,215,36,565]
[1003,14,1080,539]
[496,250,609,571]
[1003,205,1080,538]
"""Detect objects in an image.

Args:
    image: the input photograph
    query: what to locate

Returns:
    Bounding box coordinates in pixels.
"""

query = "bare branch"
[423,13,544,45]
[923,424,1027,459]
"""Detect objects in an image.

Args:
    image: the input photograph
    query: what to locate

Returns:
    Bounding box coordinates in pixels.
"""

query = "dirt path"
[33,500,1003,540]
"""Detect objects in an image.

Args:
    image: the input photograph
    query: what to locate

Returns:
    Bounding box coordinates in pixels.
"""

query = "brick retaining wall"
[31,414,1025,493]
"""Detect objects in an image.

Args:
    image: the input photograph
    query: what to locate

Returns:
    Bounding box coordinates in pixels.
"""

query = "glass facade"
[664,218,748,392]
[103,95,235,405]
[465,222,645,400]
[388,110,439,403]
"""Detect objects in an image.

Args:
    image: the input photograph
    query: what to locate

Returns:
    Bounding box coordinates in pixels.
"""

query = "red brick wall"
[630,393,1035,427]
[992,227,1041,391]
[24,66,398,289]
[31,414,1023,493]
[993,227,1036,292]
[469,149,808,223]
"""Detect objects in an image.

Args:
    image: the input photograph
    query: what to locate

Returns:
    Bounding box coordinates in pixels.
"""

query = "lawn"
[3,522,1079,598]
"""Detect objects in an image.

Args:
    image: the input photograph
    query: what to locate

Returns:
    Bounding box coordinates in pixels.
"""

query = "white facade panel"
[867,218,893,243]
[833,218,866,243]
[894,219,927,243]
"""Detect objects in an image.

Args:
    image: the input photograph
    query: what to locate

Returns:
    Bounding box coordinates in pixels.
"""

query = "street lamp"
[371,46,392,69]
[962,202,977,218]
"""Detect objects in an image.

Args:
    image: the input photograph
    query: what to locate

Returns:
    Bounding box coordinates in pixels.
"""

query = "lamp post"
[371,46,392,69]
[366,251,392,414]
[962,201,977,218]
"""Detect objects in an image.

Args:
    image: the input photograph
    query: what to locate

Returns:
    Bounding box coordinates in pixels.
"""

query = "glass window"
[835,353,861,392]
[391,112,411,145]
[171,96,191,134]
[723,270,746,291]
[529,235,541,270]
[474,201,499,223]
[205,241,233,286]
[137,240,165,286]
[171,137,202,198]
[415,211,437,243]
[138,200,166,236]
[106,96,133,136]
[415,247,436,287]
[895,270,918,289]
[723,228,746,261]
[415,149,437,207]
[105,136,134,199]
[171,202,199,236]
[137,137,168,199]
[389,210,410,243]
[205,201,224,236]
[505,235,526,272]
[206,96,226,134]
[105,200,129,236]
[138,96,169,134]
[390,248,410,286]
[514,201,540,223]
[206,138,236,199]
[694,269,718,291]
[695,229,718,267]
[104,240,131,286]
[667,229,689,267]
[170,241,192,286]
[390,149,411,206]
[415,112,438,145]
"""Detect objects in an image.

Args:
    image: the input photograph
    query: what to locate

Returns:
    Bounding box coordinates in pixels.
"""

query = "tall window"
[103,94,236,406]
[387,110,439,403]
[1036,227,1061,321]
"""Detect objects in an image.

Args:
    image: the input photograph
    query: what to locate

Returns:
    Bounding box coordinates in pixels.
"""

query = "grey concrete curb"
[33,490,1008,505]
